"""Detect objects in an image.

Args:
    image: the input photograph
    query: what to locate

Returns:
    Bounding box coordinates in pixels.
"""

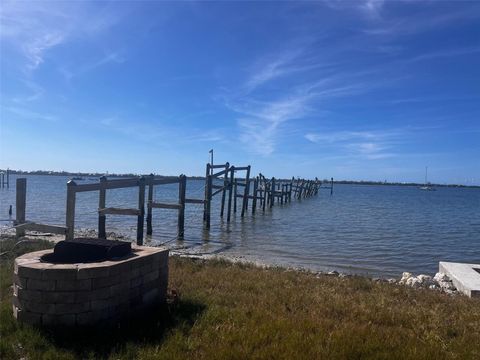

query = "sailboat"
[419,166,436,191]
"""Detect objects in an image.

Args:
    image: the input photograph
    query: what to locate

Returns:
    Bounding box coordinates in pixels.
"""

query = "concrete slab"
[439,262,480,298]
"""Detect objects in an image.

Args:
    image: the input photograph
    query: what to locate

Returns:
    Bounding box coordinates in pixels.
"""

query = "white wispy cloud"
[84,52,126,71]
[11,80,45,102]
[305,129,405,160]
[0,1,122,72]
[406,46,480,63]
[225,60,391,156]
[363,5,480,37]
[234,94,312,155]
[244,48,309,92]
[3,106,57,122]
[360,0,385,18]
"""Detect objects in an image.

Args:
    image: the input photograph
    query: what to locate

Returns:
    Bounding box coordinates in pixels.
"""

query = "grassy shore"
[1,236,479,359]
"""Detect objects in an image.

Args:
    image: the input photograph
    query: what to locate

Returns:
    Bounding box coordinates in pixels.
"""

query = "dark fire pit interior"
[41,238,132,263]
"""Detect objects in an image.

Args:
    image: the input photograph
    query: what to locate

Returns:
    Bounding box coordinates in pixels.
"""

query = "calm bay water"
[1,174,479,277]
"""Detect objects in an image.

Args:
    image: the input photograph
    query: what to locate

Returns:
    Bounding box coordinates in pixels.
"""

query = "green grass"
[1,235,479,359]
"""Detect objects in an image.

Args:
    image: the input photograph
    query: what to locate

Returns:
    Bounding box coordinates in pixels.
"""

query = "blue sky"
[0,1,479,184]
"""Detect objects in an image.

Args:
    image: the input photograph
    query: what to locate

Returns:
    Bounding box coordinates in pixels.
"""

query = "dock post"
[146,174,154,235]
[178,174,186,239]
[241,165,251,217]
[66,180,76,240]
[220,162,229,217]
[299,180,304,199]
[270,177,275,208]
[15,178,26,238]
[263,182,268,212]
[203,164,210,222]
[1,172,4,188]
[227,166,234,222]
[136,177,146,245]
[233,179,237,213]
[6,169,9,188]
[98,176,107,239]
[331,177,334,196]
[252,177,258,214]
[205,175,212,229]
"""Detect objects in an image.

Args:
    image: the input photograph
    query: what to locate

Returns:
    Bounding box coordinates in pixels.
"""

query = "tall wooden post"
[270,177,275,208]
[241,165,251,217]
[6,169,9,188]
[331,177,334,196]
[66,180,76,240]
[263,182,268,212]
[146,174,154,235]
[252,177,258,214]
[220,162,229,217]
[1,173,4,188]
[203,164,210,222]
[15,178,26,238]
[137,177,146,245]
[98,176,107,239]
[178,175,186,239]
[227,166,235,222]
[205,175,212,229]
[298,180,303,199]
[233,179,237,213]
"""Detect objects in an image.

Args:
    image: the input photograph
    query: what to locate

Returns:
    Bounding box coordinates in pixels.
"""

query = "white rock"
[434,272,449,283]
[327,270,339,276]
[417,274,434,286]
[438,280,456,291]
[406,277,422,288]
[400,272,413,284]
[387,278,397,284]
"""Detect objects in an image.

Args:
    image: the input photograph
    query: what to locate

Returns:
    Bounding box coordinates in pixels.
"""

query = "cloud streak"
[305,129,407,160]
[0,1,122,72]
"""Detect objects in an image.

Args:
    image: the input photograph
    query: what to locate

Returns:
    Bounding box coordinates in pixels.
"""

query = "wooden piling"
[241,165,251,217]
[205,175,212,229]
[15,178,26,238]
[98,176,107,239]
[263,182,268,212]
[227,166,235,222]
[66,180,76,240]
[252,177,258,214]
[270,177,275,208]
[203,164,210,222]
[136,177,146,245]
[233,179,237,213]
[220,162,229,217]
[146,174,154,235]
[178,175,186,239]
[331,177,334,195]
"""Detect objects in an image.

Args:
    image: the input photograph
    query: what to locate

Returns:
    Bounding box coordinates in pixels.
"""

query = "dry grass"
[1,236,479,359]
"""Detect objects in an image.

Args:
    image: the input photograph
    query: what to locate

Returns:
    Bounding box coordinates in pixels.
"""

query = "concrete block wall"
[13,246,169,327]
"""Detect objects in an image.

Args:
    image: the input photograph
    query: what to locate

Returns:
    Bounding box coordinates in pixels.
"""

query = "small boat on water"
[419,166,436,191]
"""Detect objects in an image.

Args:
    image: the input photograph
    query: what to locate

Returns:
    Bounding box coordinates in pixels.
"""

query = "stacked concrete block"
[12,246,168,327]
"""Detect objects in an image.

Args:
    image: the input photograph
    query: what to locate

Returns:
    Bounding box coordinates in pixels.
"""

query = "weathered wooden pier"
[0,169,10,188]
[13,162,322,245]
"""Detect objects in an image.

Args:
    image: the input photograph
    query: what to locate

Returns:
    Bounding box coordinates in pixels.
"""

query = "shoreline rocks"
[399,271,458,295]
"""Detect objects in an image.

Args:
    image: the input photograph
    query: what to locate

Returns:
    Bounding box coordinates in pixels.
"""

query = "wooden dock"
[13,162,324,245]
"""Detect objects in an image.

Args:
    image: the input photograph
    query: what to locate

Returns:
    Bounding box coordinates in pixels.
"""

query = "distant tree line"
[1,169,477,188]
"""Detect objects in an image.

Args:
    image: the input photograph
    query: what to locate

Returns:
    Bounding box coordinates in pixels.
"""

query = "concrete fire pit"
[13,245,168,326]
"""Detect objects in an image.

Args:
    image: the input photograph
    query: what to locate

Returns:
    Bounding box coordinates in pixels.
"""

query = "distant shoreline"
[1,169,479,189]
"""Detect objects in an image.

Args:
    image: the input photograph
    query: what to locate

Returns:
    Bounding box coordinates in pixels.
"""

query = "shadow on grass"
[44,299,206,358]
